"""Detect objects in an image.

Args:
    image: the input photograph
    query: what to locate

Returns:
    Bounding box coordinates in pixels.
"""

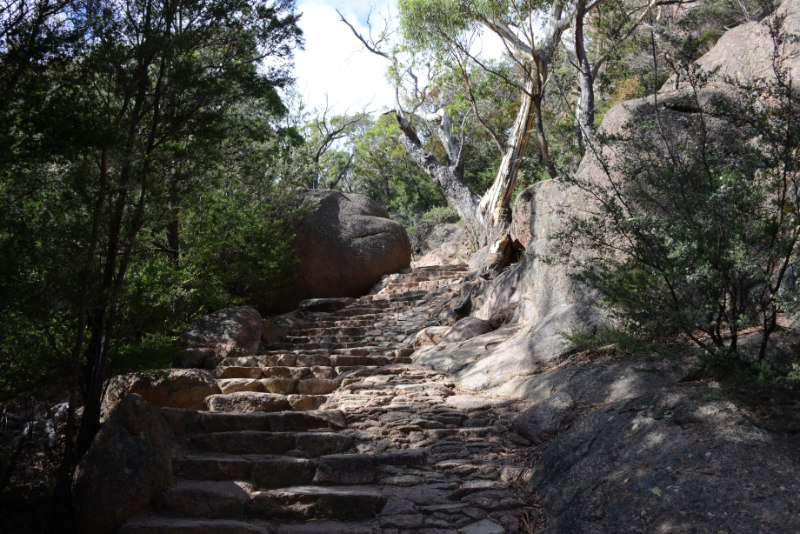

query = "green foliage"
[559,326,694,361]
[562,27,800,378]
[421,206,461,225]
[0,0,304,423]
[350,114,446,223]
[785,363,800,389]
[182,189,301,312]
[398,0,475,54]
[107,333,183,377]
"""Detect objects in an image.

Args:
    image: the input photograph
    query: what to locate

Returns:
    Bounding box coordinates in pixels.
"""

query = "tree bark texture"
[395,114,484,246]
[479,75,537,237]
[574,3,596,147]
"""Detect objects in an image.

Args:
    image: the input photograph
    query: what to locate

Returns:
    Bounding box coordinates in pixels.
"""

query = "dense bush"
[562,22,800,378]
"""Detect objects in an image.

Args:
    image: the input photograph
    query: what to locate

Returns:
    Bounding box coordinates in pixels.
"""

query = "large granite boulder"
[281,190,411,309]
[73,394,173,534]
[676,0,800,93]
[101,369,220,418]
[178,306,262,358]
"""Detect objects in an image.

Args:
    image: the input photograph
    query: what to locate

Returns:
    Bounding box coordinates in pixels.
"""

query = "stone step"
[256,350,397,368]
[158,408,346,435]
[176,444,426,485]
[122,517,381,534]
[249,485,386,521]
[158,480,387,522]
[335,306,412,317]
[119,516,273,534]
[288,326,371,337]
[268,342,320,351]
[273,521,379,534]
[159,480,254,519]
[269,339,390,351]
[256,353,333,367]
[279,336,381,346]
[190,431,296,455]
[330,354,388,367]
[187,431,351,457]
[216,366,264,379]
[368,290,428,302]
[205,392,292,413]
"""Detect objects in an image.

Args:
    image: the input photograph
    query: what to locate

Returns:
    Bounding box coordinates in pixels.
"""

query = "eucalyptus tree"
[349,113,446,221]
[567,0,691,148]
[342,0,577,249]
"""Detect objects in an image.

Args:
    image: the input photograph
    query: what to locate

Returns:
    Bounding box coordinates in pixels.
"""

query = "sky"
[290,0,508,118]
[291,0,399,116]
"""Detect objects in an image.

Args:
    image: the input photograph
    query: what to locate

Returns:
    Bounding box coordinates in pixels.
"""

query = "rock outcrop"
[534,386,800,533]
[415,177,602,393]
[178,306,263,359]
[102,369,221,418]
[286,190,412,309]
[680,0,800,93]
[73,394,173,534]
[414,0,800,400]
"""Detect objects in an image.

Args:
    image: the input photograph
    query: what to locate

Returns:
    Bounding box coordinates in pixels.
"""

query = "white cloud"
[289,0,509,118]
[291,0,398,116]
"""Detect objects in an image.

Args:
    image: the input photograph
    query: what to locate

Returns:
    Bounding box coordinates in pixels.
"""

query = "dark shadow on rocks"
[533,384,800,533]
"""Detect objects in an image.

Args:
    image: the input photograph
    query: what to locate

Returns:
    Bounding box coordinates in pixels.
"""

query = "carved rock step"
[276,337,395,348]
[286,326,371,338]
[254,348,409,367]
[294,319,375,330]
[120,517,381,534]
[174,447,427,489]
[267,339,387,351]
[158,480,386,522]
[367,290,429,302]
[158,408,346,436]
[119,516,274,534]
[334,306,413,318]
[250,485,386,521]
[290,327,420,338]
[279,334,402,345]
[119,266,532,533]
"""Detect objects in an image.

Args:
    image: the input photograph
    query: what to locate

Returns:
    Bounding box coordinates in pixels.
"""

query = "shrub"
[561,20,800,376]
[420,206,461,225]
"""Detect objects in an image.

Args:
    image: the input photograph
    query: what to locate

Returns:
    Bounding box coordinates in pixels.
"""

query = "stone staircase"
[119,265,537,533]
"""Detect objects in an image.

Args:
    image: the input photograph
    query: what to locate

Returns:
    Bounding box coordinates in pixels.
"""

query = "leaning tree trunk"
[478,75,537,239]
